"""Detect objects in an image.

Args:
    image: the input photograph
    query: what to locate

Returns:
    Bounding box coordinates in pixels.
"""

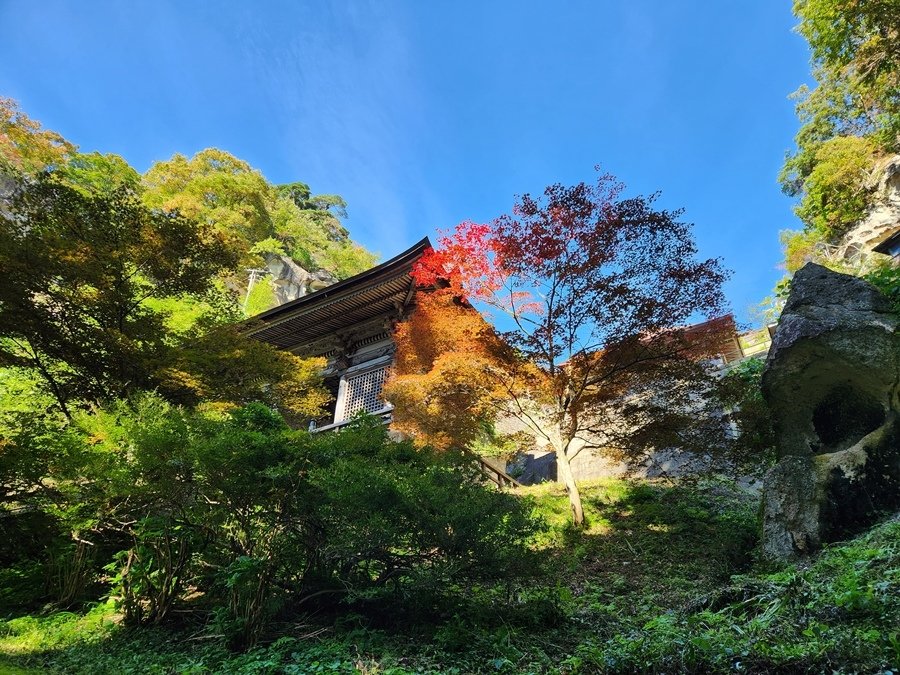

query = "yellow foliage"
[155,327,331,424]
[0,97,75,175]
[780,228,828,272]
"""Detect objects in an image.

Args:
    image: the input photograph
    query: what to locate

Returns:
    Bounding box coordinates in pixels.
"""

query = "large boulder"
[761,263,900,559]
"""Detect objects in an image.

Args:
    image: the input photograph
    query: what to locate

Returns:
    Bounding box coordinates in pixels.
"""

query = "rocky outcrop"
[835,154,900,263]
[263,254,335,305]
[761,263,900,559]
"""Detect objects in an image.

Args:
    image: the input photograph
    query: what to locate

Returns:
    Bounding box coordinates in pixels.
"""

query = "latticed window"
[338,366,388,421]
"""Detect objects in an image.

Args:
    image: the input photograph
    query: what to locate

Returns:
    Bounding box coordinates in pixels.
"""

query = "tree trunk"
[556,447,585,527]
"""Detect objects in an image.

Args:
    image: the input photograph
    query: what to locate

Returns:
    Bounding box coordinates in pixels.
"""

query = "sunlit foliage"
[0,97,74,175]
[142,149,376,284]
[384,290,514,449]
[780,0,899,245]
[0,175,236,413]
[0,399,537,647]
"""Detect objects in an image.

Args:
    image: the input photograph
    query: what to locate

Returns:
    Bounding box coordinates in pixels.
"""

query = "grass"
[1,478,898,673]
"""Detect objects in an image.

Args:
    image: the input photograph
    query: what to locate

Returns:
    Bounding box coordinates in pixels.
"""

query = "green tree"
[794,135,880,239]
[795,0,900,148]
[0,175,237,413]
[142,149,376,288]
[2,98,375,320]
[1,174,331,420]
[157,324,331,422]
[401,175,730,526]
[718,357,777,473]
[0,101,336,420]
[779,228,829,273]
[58,151,141,196]
[780,0,899,243]
[142,149,275,260]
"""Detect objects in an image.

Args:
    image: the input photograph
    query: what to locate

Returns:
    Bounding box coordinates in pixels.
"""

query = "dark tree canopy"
[0,175,237,412]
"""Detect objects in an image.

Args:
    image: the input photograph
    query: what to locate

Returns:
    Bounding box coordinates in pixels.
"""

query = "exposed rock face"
[263,254,335,305]
[761,263,900,559]
[836,154,900,263]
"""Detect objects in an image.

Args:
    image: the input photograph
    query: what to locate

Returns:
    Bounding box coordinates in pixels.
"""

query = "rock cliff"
[835,154,900,263]
[263,254,336,305]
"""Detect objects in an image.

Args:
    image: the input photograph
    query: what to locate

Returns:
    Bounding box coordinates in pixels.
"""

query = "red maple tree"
[391,172,732,525]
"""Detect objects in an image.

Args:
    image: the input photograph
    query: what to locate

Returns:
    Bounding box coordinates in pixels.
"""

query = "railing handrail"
[310,405,394,433]
[460,448,523,489]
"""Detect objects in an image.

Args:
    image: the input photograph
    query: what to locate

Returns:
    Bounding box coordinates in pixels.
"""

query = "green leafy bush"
[717,356,776,474]
[865,262,900,314]
[793,136,879,241]
[1,397,539,647]
[8,480,898,674]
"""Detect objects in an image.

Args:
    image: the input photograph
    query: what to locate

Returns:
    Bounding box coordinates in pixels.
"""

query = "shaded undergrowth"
[2,479,898,673]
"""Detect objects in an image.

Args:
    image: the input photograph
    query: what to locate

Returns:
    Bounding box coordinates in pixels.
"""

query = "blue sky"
[0,1,811,324]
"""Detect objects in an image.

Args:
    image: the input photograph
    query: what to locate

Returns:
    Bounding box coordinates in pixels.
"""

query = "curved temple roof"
[244,237,431,353]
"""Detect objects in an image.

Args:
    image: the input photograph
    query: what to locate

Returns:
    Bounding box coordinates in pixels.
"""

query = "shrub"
[2,396,540,647]
[794,136,879,241]
[865,262,900,314]
[307,418,540,599]
[717,356,776,475]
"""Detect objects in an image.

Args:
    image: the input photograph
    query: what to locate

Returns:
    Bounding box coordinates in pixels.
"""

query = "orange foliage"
[383,289,509,449]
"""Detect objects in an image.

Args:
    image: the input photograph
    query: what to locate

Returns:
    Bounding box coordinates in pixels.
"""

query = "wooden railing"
[310,406,393,433]
[465,451,523,489]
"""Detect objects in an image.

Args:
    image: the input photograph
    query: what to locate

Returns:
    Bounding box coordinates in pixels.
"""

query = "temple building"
[245,238,429,432]
[246,237,767,484]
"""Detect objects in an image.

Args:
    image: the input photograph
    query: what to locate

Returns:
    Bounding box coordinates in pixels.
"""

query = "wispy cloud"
[234,1,429,257]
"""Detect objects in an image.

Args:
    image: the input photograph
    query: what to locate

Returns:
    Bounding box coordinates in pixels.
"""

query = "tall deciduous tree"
[0,97,75,175]
[391,173,730,525]
[0,99,334,421]
[0,174,332,420]
[60,151,142,196]
[795,0,899,146]
[2,98,375,319]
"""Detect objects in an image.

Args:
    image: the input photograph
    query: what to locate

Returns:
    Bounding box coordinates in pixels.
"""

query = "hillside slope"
[1,481,897,674]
